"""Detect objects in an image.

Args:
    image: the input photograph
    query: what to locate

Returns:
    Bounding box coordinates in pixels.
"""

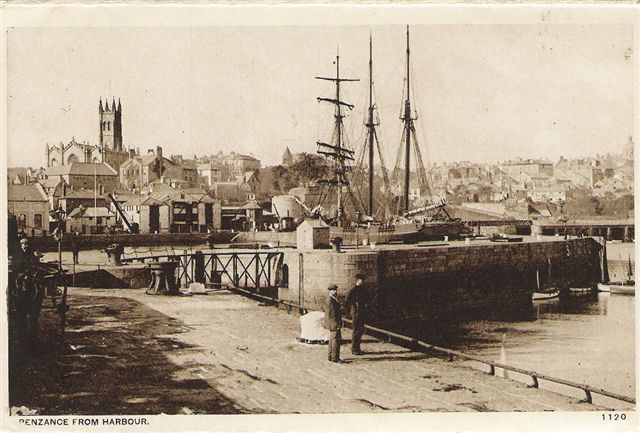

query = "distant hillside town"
[7,98,635,236]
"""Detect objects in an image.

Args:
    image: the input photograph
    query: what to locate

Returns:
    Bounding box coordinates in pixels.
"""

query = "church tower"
[99,97,123,151]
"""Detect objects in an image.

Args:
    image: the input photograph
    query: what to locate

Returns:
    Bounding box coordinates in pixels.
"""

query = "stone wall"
[279,238,602,325]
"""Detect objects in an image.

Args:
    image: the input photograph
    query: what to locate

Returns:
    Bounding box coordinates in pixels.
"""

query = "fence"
[122,250,284,290]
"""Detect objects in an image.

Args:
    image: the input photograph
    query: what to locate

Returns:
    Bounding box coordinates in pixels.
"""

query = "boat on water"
[569,286,593,295]
[532,270,559,301]
[598,281,635,295]
[597,253,635,295]
[310,27,467,243]
[532,289,560,301]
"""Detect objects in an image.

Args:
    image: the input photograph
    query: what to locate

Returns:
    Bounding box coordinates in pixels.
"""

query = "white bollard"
[465,238,471,245]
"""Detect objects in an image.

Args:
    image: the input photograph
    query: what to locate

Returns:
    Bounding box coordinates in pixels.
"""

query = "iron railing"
[122,250,284,289]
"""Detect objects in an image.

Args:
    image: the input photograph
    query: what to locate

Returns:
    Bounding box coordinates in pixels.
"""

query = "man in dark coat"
[71,230,81,264]
[345,273,367,355]
[323,284,342,363]
[10,237,44,340]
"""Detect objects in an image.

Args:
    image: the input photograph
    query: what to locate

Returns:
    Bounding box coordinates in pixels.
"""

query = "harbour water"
[411,292,634,408]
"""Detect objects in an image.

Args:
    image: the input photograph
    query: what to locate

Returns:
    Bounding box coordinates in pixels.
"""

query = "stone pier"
[278,238,602,326]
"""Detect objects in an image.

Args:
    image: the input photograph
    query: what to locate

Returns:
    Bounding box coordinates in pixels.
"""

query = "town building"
[58,189,109,213]
[120,146,199,190]
[67,206,117,235]
[38,177,69,210]
[45,162,119,194]
[118,187,221,233]
[499,159,554,179]
[7,183,50,236]
[220,151,261,178]
[198,161,226,187]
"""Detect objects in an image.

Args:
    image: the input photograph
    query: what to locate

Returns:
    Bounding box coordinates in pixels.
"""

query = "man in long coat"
[323,284,342,363]
[10,237,44,340]
[345,273,367,355]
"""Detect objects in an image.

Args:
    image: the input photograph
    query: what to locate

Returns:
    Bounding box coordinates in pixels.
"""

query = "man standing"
[323,284,342,363]
[345,273,367,355]
[71,230,80,264]
[10,237,44,341]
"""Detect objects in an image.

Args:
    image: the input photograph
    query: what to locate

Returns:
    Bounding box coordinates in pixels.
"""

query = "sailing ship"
[310,27,468,244]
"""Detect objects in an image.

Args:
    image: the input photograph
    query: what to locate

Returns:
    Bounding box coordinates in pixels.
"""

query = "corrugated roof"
[8,183,48,202]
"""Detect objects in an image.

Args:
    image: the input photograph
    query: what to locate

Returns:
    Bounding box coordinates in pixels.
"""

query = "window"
[34,213,42,229]
[96,217,103,225]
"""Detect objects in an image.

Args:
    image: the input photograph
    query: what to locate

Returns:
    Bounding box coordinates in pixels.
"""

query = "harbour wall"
[278,238,603,325]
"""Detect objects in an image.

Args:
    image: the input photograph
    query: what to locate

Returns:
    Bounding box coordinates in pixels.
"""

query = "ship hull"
[330,220,468,245]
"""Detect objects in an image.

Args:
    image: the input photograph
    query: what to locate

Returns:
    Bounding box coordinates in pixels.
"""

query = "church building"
[45,98,132,172]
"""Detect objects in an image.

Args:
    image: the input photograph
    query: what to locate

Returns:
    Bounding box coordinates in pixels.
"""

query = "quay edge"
[278,238,603,326]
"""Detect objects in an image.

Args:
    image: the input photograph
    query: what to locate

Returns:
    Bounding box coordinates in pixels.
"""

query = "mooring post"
[194,251,205,283]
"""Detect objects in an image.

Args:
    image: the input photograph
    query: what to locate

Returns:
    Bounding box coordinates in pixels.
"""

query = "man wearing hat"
[345,273,368,355]
[10,237,44,340]
[323,284,342,362]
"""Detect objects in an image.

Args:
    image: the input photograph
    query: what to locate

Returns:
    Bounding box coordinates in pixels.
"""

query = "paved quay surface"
[46,287,603,414]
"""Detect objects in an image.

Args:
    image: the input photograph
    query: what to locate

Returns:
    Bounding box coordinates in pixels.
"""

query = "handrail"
[222,286,635,406]
[357,322,634,405]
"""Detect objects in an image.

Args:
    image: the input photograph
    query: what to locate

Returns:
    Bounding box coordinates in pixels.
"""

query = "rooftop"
[46,162,118,177]
[8,183,48,202]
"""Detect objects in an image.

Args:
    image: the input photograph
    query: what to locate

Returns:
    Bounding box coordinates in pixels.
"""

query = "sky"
[6,21,635,169]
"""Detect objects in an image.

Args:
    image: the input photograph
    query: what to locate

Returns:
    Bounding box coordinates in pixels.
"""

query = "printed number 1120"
[602,414,626,421]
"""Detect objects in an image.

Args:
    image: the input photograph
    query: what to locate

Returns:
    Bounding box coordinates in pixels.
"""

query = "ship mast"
[391,25,431,215]
[367,36,375,215]
[352,33,392,220]
[402,25,415,214]
[316,53,360,227]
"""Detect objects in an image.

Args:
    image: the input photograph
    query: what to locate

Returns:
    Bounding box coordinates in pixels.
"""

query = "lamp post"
[51,206,68,333]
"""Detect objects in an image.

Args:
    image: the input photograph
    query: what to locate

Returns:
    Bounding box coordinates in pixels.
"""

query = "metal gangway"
[121,250,284,291]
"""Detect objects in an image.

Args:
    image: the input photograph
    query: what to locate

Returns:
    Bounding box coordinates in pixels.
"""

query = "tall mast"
[367,34,375,216]
[402,25,412,214]
[335,55,344,223]
[316,52,359,227]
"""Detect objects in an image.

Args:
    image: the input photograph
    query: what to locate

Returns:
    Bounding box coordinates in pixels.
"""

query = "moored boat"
[532,289,560,301]
[602,281,636,295]
[610,283,635,295]
[569,286,593,295]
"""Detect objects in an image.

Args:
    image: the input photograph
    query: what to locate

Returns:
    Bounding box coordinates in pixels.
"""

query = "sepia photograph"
[1,3,637,432]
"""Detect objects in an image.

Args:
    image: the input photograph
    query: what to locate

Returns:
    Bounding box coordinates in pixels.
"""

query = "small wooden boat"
[569,287,593,294]
[610,285,635,295]
[532,269,560,300]
[608,281,635,295]
[532,289,560,300]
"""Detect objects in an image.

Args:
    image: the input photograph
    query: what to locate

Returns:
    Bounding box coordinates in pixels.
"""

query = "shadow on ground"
[9,294,246,415]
